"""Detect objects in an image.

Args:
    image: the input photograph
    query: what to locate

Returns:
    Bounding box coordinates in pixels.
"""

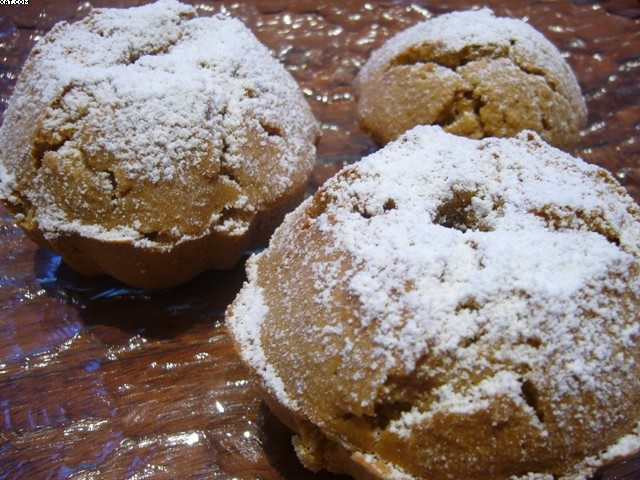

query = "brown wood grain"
[0,1,639,479]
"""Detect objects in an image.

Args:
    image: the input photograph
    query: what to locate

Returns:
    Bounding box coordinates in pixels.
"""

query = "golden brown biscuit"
[0,0,319,288]
[227,126,640,480]
[356,9,587,148]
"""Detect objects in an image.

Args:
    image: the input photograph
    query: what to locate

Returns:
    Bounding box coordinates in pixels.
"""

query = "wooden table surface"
[0,1,639,478]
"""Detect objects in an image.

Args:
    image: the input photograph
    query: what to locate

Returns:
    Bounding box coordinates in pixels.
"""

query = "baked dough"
[356,9,587,148]
[227,126,640,479]
[0,0,319,288]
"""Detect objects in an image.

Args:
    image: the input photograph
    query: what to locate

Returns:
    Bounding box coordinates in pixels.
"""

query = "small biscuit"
[356,9,587,148]
[0,0,319,288]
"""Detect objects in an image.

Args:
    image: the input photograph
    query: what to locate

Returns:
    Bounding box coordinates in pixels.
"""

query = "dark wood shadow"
[33,247,248,338]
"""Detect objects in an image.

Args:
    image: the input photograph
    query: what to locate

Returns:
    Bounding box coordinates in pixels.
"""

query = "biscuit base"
[21,182,307,289]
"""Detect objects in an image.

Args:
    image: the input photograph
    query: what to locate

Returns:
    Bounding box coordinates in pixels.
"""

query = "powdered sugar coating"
[0,0,318,248]
[229,256,299,411]
[227,126,640,479]
[358,8,573,86]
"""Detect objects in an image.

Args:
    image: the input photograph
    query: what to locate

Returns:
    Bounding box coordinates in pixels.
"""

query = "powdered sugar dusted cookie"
[356,9,587,148]
[0,0,319,288]
[227,126,640,479]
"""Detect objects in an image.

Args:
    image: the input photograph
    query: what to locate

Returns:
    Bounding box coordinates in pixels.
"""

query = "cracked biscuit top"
[0,0,319,287]
[356,8,587,148]
[227,126,640,479]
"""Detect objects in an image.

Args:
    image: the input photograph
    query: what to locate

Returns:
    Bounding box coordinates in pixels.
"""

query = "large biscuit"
[227,126,640,479]
[0,0,319,288]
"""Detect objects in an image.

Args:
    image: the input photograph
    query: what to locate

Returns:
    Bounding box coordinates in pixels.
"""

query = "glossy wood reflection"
[0,1,639,479]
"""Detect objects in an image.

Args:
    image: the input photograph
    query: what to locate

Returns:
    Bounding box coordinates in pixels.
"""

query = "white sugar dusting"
[0,162,13,199]
[322,127,639,403]
[228,125,640,478]
[354,452,414,480]
[0,0,317,246]
[389,371,545,438]
[226,255,299,411]
[359,8,557,78]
